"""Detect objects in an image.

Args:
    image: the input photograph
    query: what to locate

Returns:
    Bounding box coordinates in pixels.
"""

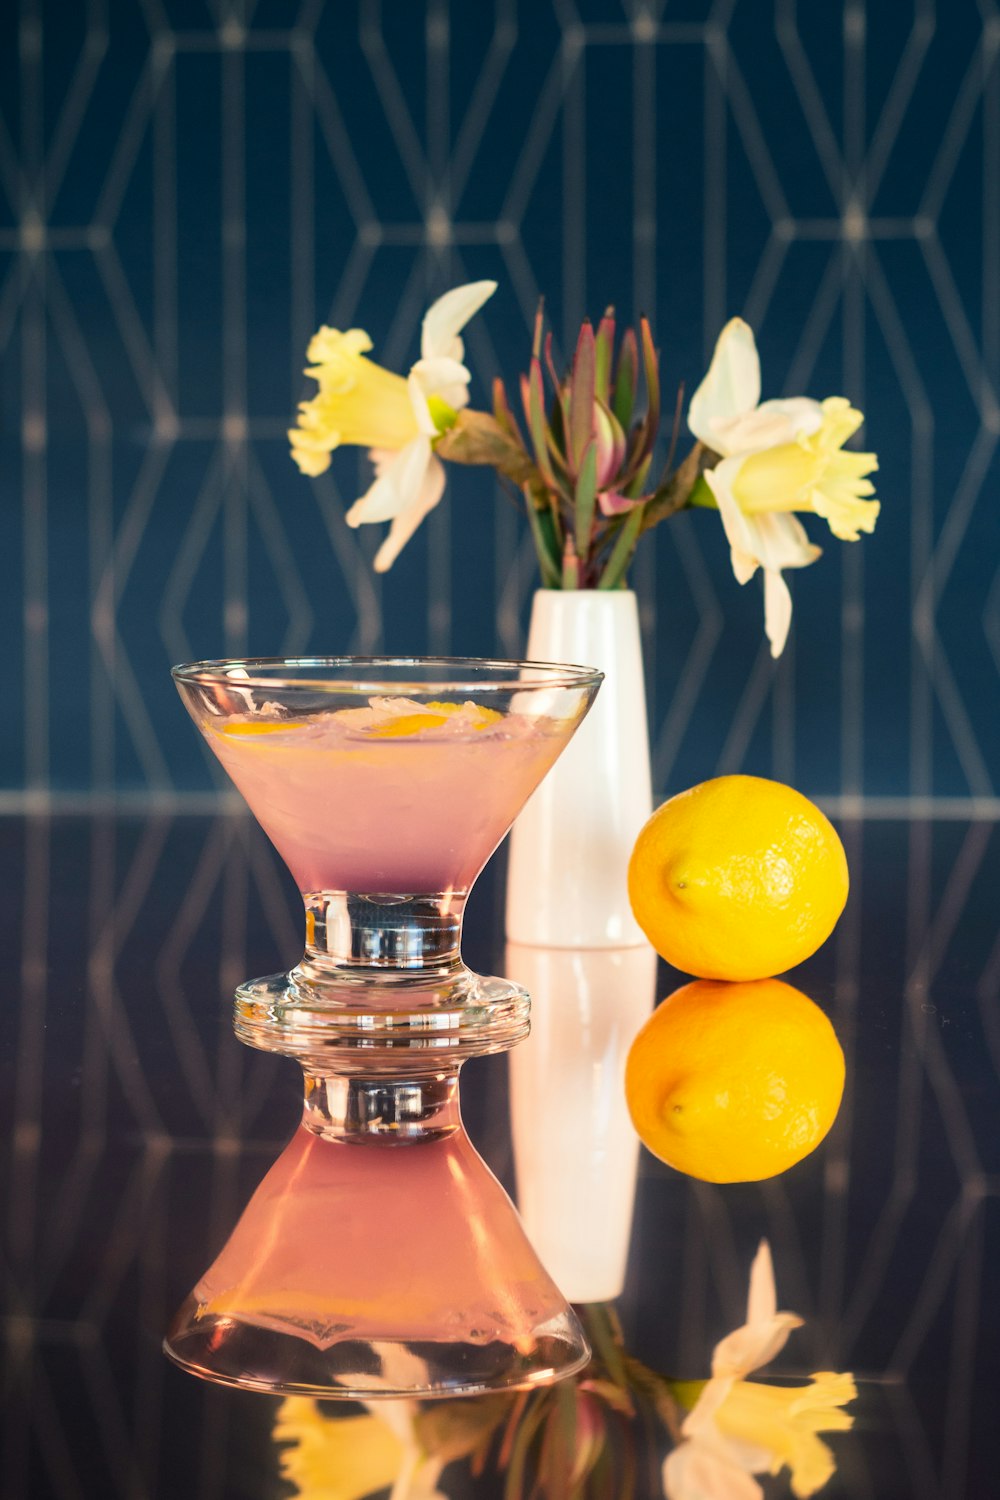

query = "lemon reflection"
[625,977,845,1184]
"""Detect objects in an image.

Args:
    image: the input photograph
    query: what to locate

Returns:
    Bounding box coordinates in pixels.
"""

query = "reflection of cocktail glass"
[165,658,602,1399]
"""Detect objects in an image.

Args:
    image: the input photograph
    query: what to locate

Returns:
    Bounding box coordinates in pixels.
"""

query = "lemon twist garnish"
[218,719,306,736]
[367,700,503,737]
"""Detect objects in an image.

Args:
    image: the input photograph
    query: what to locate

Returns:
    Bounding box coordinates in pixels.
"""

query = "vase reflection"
[506,943,658,1303]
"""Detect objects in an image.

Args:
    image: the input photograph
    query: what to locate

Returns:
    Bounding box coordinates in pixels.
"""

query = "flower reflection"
[274,1397,446,1500]
[663,1243,855,1500]
[273,1242,854,1500]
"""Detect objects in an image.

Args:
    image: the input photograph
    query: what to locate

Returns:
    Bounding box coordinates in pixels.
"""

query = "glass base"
[233,890,532,1064]
[234,968,530,1064]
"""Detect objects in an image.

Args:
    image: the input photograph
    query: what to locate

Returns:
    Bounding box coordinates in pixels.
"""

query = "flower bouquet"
[290,282,879,660]
[289,284,881,947]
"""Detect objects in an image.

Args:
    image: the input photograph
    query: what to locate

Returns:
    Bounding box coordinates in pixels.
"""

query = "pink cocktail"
[173,659,601,1036]
[204,694,571,895]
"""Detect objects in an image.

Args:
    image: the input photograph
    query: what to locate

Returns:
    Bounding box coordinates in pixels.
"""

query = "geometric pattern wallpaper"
[3,0,998,804]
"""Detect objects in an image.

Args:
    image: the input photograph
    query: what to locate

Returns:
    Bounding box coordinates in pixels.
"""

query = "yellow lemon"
[627,775,848,980]
[624,977,845,1182]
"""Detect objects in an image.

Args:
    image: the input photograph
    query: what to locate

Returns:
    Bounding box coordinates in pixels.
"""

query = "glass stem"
[303,890,468,971]
[302,1071,462,1143]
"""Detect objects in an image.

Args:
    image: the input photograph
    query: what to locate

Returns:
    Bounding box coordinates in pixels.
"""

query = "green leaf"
[596,505,644,590]
[594,310,616,404]
[612,328,638,430]
[502,1395,549,1500]
[414,1394,511,1464]
[641,441,712,533]
[561,535,581,589]
[497,1391,531,1469]
[573,440,598,565]
[494,376,526,446]
[579,1379,634,1418]
[624,453,652,499]
[639,317,660,440]
[568,321,596,473]
[667,1379,707,1413]
[525,489,563,588]
[435,409,536,485]
[522,360,560,493]
[532,300,546,360]
[544,406,572,482]
[621,1356,685,1436]
[544,332,571,425]
[581,1303,629,1389]
[687,473,716,508]
[588,1441,615,1500]
[539,1387,576,1500]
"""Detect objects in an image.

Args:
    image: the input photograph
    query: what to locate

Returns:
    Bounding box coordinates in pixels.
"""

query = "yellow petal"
[729,396,879,544]
[712,1374,855,1499]
[306,326,373,365]
[274,1400,405,1500]
[290,328,419,459]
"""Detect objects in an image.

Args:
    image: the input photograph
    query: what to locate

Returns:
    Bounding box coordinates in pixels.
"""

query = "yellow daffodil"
[663,1242,855,1500]
[289,281,496,571]
[274,1397,446,1500]
[688,318,879,658]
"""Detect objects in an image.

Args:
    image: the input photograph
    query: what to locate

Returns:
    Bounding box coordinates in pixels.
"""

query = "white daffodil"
[663,1241,856,1500]
[689,318,879,658]
[289,281,496,572]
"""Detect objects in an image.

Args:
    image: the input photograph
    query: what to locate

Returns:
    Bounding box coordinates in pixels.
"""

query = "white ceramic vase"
[507,942,658,1303]
[505,589,653,948]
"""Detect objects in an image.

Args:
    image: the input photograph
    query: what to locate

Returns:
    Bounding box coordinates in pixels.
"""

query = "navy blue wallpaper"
[3,0,998,803]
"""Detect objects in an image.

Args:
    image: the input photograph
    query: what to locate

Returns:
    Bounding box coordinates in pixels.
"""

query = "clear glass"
[173,656,602,1056]
[165,656,602,1397]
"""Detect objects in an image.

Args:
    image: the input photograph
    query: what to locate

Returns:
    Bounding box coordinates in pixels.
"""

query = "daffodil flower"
[274,1396,446,1500]
[289,281,497,571]
[688,318,879,658]
[663,1241,856,1500]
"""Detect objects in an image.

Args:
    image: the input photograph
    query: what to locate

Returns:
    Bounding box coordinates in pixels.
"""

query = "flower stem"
[640,442,712,533]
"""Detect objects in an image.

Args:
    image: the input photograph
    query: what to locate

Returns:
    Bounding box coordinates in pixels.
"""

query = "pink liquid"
[204,702,572,894]
[190,1121,569,1350]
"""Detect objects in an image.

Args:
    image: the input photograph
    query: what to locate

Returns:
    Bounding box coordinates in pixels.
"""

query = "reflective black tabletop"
[2,813,998,1499]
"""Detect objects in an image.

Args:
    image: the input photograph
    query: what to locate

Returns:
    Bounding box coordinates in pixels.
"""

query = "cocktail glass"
[164,657,602,1399]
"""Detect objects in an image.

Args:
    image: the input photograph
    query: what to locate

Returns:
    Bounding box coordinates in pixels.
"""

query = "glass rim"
[171,655,604,695]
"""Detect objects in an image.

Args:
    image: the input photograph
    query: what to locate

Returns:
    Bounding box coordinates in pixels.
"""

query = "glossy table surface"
[2,812,998,1500]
